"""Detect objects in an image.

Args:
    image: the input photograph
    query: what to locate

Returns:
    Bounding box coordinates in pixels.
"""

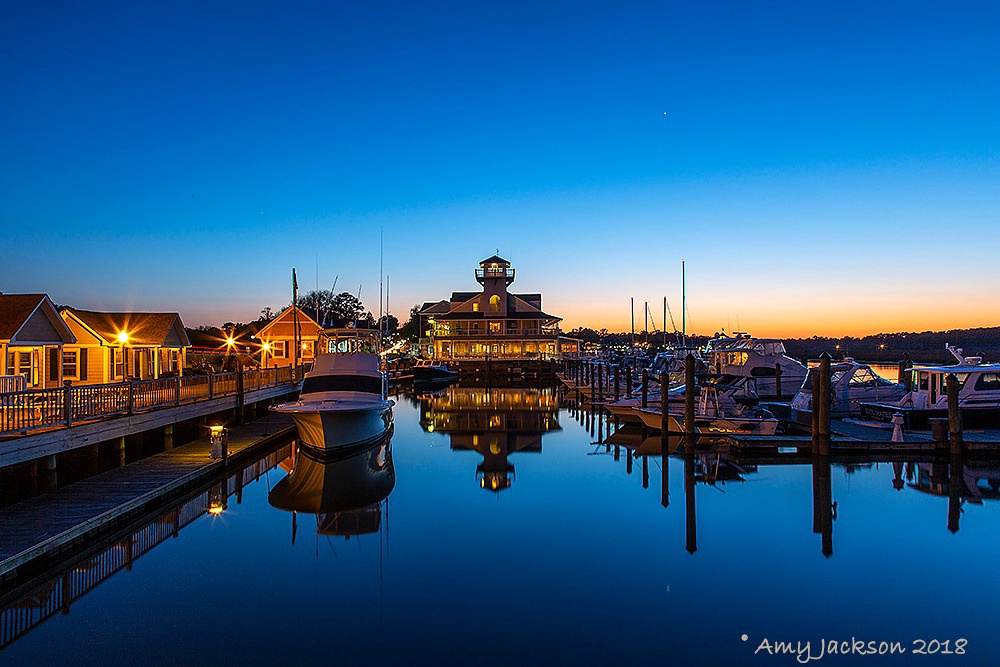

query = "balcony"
[475,267,515,285]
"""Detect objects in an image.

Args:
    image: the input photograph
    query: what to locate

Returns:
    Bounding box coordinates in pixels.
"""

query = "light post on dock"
[117,331,129,380]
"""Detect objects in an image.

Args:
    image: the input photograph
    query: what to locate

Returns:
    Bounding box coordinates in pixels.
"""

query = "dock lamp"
[117,331,129,379]
[209,424,228,462]
[261,342,271,369]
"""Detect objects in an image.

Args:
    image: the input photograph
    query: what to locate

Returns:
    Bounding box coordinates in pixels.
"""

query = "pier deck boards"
[0,413,295,581]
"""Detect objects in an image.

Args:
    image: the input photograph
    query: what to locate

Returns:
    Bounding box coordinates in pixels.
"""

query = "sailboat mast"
[663,297,667,345]
[630,298,635,351]
[681,260,686,346]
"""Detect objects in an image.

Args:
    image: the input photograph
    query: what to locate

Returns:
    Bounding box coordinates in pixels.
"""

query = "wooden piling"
[660,435,670,508]
[625,366,632,397]
[898,353,911,385]
[614,364,620,400]
[948,455,962,534]
[684,354,696,448]
[164,424,174,451]
[947,373,962,455]
[815,455,833,558]
[815,353,831,455]
[684,452,697,554]
[641,369,649,409]
[659,372,669,433]
[597,363,604,402]
[774,362,783,399]
[642,455,649,489]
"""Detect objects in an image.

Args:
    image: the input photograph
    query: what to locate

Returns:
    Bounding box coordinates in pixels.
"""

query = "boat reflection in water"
[268,433,394,538]
[419,385,560,492]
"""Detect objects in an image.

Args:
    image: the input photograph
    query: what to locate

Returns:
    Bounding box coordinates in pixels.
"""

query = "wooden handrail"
[0,366,303,437]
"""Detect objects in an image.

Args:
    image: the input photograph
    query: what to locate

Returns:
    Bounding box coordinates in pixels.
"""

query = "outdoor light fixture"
[209,425,228,461]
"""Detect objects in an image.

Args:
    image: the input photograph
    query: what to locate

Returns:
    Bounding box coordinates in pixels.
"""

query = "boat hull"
[634,407,779,436]
[272,400,394,452]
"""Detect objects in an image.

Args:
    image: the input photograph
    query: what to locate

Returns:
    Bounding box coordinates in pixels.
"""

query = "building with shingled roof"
[0,293,76,390]
[60,308,191,383]
[417,256,579,360]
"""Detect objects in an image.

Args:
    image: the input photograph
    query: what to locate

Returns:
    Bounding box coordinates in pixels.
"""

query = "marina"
[3,2,999,662]
[2,383,999,663]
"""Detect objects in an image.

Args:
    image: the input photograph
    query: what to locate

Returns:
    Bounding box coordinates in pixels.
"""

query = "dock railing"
[0,366,303,437]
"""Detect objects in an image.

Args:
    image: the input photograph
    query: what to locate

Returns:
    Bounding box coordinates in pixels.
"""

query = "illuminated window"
[472,301,479,312]
[63,350,78,378]
[271,341,287,358]
[489,295,500,312]
[490,321,501,333]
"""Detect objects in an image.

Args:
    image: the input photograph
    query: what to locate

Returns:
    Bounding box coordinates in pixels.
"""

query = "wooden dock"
[0,412,295,584]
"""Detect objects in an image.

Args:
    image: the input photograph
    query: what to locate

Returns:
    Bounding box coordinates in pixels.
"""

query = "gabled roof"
[0,294,76,344]
[64,309,190,347]
[479,255,510,266]
[255,305,322,337]
[418,300,451,315]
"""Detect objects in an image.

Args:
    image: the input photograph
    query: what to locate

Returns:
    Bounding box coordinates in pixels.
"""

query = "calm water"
[3,384,999,665]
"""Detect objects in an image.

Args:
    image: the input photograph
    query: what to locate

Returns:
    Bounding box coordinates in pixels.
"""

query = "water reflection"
[268,435,394,539]
[419,386,560,492]
[0,444,292,651]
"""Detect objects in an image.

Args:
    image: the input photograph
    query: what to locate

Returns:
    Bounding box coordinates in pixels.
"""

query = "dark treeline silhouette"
[567,326,1000,365]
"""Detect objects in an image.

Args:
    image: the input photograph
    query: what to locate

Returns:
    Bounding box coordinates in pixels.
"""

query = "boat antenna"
[325,275,339,327]
[663,297,667,345]
[355,284,363,327]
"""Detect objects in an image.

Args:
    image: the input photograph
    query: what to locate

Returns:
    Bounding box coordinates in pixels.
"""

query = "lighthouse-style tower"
[475,255,515,315]
[415,254,579,362]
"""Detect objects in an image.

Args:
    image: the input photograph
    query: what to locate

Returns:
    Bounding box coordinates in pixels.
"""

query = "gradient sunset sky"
[2,1,997,337]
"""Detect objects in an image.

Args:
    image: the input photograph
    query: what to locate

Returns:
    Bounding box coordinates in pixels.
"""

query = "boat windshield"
[705,338,786,357]
[320,328,381,354]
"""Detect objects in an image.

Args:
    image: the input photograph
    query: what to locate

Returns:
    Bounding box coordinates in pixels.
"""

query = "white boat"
[633,374,780,435]
[789,358,909,419]
[703,334,807,399]
[861,345,1000,430]
[271,328,393,453]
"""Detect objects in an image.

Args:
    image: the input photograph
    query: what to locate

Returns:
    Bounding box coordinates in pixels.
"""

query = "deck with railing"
[0,367,300,437]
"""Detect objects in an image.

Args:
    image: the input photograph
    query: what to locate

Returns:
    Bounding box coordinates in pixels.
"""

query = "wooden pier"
[0,412,296,584]
[556,358,1000,455]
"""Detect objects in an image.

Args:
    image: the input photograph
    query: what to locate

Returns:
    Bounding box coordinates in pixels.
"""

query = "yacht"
[702,334,807,400]
[412,358,460,383]
[270,328,393,453]
[789,358,908,420]
[634,374,779,435]
[861,346,1000,430]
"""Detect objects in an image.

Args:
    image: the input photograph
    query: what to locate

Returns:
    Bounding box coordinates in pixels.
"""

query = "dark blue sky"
[2,1,997,334]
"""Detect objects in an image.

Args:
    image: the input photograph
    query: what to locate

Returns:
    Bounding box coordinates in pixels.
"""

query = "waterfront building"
[254,306,322,368]
[417,255,580,360]
[60,309,191,383]
[0,294,76,390]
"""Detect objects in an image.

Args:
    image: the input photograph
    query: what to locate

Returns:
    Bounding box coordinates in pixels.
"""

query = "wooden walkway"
[0,413,295,582]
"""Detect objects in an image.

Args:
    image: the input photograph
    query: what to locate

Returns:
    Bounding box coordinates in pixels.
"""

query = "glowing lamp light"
[117,331,129,344]
[209,424,225,440]
[262,342,271,352]
[226,337,236,347]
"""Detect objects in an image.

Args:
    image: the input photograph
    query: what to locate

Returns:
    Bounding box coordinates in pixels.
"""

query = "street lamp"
[261,342,271,369]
